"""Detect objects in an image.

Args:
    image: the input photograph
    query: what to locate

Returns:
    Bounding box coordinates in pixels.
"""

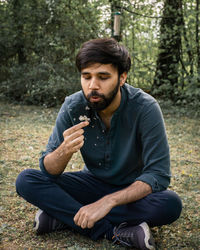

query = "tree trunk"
[153,0,182,99]
[196,0,200,84]
[13,0,26,64]
[180,0,193,76]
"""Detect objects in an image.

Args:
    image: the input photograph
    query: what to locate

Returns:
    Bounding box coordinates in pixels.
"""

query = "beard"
[82,78,121,111]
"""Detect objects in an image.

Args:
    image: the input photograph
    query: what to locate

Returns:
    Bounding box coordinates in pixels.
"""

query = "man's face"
[81,63,124,111]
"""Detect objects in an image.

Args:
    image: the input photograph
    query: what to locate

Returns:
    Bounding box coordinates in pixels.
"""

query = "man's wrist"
[55,142,72,160]
[104,194,119,209]
[44,144,73,175]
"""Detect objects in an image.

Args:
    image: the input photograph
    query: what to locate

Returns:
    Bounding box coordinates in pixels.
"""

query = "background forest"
[0,0,200,109]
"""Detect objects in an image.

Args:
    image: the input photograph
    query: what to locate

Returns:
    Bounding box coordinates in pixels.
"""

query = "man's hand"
[74,196,113,229]
[44,121,89,175]
[62,121,89,154]
[73,181,152,229]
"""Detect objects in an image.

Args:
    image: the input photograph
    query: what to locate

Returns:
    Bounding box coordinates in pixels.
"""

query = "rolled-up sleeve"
[135,102,171,192]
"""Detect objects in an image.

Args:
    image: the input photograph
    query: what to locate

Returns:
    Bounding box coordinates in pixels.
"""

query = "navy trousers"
[16,169,182,240]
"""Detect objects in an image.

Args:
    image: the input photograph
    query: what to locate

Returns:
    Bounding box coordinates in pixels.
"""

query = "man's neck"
[98,90,121,128]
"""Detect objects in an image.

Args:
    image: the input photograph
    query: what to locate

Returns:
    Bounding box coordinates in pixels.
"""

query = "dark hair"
[76,38,131,75]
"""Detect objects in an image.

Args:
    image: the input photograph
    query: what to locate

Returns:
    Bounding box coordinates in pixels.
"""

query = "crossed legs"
[16,169,182,240]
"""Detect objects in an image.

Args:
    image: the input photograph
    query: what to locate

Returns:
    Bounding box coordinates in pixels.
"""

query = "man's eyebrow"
[98,72,111,75]
[81,71,111,75]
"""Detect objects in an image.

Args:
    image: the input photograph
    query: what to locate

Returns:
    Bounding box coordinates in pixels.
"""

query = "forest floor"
[0,101,199,250]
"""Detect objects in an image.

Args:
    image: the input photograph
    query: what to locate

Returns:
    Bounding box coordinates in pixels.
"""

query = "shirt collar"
[113,85,127,117]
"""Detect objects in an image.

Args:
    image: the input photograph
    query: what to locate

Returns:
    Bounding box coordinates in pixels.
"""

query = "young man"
[16,38,182,249]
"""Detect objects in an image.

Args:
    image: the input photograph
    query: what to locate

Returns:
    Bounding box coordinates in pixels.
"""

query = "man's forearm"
[44,121,89,175]
[74,180,152,229]
[105,180,152,208]
[44,142,73,175]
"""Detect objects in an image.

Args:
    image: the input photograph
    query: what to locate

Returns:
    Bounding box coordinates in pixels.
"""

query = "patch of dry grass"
[0,101,199,249]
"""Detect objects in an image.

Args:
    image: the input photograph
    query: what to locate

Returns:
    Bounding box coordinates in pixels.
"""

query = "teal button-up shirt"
[40,84,171,192]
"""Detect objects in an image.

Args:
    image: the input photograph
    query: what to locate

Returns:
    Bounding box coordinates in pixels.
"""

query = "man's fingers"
[63,121,89,137]
[80,219,87,229]
[66,129,84,141]
[74,211,80,225]
[71,137,84,147]
[62,122,87,154]
[87,221,94,229]
[74,209,87,228]
[74,209,95,229]
[70,136,84,152]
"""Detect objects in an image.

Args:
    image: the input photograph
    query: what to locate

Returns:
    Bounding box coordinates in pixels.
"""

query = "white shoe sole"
[140,222,155,250]
[33,209,43,231]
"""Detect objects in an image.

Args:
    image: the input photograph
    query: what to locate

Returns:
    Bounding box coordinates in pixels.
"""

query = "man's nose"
[89,78,100,90]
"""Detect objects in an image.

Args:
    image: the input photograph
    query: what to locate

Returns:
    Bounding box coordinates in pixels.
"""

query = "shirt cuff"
[135,173,163,192]
[39,153,60,180]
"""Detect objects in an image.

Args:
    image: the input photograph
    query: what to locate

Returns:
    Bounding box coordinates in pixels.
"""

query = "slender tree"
[153,0,182,99]
[196,0,200,84]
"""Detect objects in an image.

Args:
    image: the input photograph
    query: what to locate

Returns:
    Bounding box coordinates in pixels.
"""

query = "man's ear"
[119,72,127,86]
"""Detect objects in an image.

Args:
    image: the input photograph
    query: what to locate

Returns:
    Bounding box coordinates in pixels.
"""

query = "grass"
[0,101,199,250]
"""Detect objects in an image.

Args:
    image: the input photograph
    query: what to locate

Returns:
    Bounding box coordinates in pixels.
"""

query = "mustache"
[87,91,105,99]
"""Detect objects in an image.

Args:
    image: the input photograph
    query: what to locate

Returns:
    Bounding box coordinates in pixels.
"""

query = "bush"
[0,63,81,107]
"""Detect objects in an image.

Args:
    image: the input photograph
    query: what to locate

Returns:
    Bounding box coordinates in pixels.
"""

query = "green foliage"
[0,0,200,108]
[175,77,200,112]
[0,0,102,106]
[0,63,81,107]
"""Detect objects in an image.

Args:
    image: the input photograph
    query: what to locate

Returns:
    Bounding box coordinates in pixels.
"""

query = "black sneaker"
[112,222,156,249]
[33,209,68,235]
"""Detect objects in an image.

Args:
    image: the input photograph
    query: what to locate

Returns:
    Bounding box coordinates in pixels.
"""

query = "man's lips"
[90,96,102,102]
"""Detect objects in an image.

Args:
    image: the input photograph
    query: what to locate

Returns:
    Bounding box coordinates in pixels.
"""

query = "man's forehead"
[81,63,117,74]
[81,71,111,75]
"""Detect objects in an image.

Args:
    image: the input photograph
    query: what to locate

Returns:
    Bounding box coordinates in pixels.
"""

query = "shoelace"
[112,233,132,247]
[112,222,133,247]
